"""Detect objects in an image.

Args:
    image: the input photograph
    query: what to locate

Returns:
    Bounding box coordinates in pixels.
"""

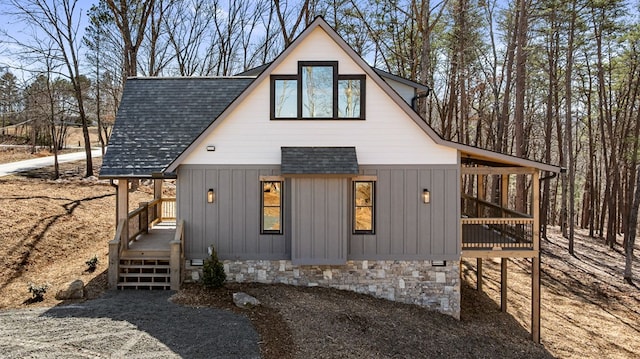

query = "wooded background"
[0,0,638,281]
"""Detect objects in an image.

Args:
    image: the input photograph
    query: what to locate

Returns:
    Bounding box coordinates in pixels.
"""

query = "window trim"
[353,180,375,235]
[270,61,366,120]
[260,180,284,235]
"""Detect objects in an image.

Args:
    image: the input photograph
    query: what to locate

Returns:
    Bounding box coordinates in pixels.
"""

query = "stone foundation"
[185,259,460,319]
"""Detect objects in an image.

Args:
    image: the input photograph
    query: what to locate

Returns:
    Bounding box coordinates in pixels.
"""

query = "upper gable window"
[301,63,335,118]
[271,61,365,120]
[338,77,363,118]
[272,75,297,118]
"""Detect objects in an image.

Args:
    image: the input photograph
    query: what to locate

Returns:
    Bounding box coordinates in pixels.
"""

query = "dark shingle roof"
[281,147,359,175]
[100,77,254,178]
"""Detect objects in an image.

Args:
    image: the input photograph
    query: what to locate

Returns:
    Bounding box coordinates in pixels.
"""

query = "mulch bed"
[173,282,553,359]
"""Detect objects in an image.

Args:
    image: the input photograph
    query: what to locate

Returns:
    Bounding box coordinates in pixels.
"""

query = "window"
[271,75,297,118]
[338,77,364,118]
[270,61,365,120]
[261,181,283,234]
[353,181,375,234]
[300,63,336,118]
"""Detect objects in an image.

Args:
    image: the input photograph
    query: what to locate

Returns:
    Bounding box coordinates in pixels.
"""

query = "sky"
[0,0,94,83]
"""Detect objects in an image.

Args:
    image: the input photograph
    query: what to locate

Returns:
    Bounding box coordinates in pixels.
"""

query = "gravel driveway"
[0,291,261,358]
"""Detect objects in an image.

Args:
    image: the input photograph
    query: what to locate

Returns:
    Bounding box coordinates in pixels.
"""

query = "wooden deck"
[122,221,176,258]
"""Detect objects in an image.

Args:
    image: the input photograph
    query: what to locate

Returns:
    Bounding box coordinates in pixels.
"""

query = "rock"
[191,271,200,282]
[55,279,84,300]
[233,292,260,309]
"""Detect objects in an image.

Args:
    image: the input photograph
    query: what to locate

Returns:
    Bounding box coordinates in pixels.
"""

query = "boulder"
[233,292,260,309]
[55,279,84,300]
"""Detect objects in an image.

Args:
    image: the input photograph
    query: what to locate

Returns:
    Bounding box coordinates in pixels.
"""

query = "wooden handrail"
[113,218,127,254]
[127,205,146,220]
[462,194,531,218]
[170,219,185,290]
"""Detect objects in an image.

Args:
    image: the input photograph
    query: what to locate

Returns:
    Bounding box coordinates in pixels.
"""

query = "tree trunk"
[625,161,640,283]
[565,2,577,254]
[514,0,529,213]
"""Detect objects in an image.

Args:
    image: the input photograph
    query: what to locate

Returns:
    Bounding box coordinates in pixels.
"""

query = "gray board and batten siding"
[291,177,349,265]
[178,164,460,264]
[351,165,460,262]
[178,165,290,261]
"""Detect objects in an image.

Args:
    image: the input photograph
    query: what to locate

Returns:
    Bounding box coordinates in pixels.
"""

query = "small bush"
[85,255,99,272]
[27,283,49,301]
[202,245,226,288]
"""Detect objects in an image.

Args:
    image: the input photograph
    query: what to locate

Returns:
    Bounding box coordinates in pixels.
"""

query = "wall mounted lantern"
[422,189,430,204]
[207,188,215,203]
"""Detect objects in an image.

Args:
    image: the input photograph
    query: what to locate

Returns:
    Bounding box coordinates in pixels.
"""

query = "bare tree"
[274,0,311,47]
[7,0,95,177]
[104,0,156,79]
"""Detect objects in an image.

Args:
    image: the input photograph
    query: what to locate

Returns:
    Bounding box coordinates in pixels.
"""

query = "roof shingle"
[281,147,359,175]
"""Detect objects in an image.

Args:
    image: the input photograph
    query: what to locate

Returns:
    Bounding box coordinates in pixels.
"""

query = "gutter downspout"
[411,89,431,110]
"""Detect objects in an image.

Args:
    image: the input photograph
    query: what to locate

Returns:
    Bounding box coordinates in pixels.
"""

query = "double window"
[261,180,283,234]
[271,61,365,120]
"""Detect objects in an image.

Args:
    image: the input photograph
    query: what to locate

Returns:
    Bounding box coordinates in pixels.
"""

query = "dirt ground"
[0,152,639,358]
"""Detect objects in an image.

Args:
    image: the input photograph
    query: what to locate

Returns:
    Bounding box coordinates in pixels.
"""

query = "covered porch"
[108,178,182,290]
[459,153,554,344]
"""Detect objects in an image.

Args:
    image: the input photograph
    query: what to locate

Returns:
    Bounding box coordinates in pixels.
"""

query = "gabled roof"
[100,77,253,178]
[101,17,561,178]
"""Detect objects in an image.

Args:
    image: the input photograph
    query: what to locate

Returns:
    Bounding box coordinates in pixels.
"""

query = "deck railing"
[126,198,177,244]
[461,195,534,250]
[462,217,534,250]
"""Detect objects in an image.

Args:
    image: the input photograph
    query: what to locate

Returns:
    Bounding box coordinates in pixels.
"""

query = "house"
[100,17,560,342]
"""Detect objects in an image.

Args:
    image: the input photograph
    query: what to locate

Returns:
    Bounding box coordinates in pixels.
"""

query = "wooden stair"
[117,257,171,290]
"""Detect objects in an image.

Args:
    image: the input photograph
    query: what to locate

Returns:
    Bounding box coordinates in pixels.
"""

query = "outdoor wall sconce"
[207,188,215,203]
[422,189,430,204]
[206,145,216,151]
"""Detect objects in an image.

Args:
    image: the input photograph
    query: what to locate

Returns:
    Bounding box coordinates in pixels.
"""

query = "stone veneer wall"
[185,260,460,319]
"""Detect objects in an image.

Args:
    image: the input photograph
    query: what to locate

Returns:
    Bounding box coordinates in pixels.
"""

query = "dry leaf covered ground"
[0,149,638,358]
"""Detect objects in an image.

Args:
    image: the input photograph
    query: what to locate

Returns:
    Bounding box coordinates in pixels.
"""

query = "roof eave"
[454,142,562,173]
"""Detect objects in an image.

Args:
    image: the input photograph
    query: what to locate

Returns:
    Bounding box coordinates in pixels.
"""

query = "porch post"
[118,179,129,246]
[532,170,541,343]
[108,178,129,289]
[154,179,162,220]
[476,258,483,291]
[477,174,485,216]
[501,258,508,312]
[501,174,509,214]
[500,174,509,311]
